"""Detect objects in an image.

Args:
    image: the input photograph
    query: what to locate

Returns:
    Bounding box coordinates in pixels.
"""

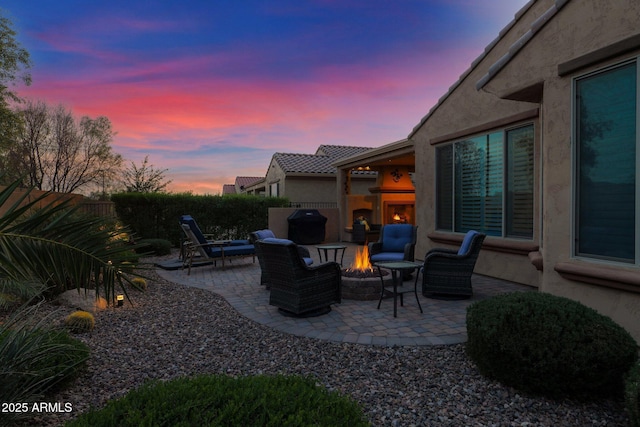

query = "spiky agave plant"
[0,179,143,305]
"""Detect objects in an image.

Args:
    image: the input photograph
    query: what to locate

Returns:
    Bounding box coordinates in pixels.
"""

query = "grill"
[287,209,327,244]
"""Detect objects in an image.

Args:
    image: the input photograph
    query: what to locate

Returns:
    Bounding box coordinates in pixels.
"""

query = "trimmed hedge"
[135,238,172,255]
[112,192,290,245]
[466,291,638,399]
[66,374,369,427]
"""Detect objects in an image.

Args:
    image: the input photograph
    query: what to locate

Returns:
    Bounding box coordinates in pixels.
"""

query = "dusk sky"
[3,1,529,195]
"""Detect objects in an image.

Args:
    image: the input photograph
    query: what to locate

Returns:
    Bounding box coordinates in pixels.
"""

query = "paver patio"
[156,242,533,346]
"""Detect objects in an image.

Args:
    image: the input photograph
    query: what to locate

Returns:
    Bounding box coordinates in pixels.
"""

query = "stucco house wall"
[412,0,549,287]
[483,0,640,340]
[265,158,287,197]
[411,0,640,340]
[283,176,336,204]
[264,146,377,204]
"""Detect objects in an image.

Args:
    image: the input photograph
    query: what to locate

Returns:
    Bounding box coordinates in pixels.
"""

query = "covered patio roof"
[332,138,414,171]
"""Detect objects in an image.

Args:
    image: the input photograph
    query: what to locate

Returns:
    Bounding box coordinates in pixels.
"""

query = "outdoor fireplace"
[341,245,391,300]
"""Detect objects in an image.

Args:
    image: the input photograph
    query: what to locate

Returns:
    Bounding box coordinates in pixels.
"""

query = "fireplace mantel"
[368,186,415,194]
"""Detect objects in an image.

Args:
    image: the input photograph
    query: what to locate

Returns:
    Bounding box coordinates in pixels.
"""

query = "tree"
[1,101,124,194]
[0,10,31,157]
[122,155,172,193]
[0,10,31,104]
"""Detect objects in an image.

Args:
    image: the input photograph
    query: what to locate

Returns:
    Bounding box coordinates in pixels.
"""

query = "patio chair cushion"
[180,215,209,245]
[230,239,251,246]
[253,229,276,240]
[222,244,255,257]
[381,224,415,252]
[458,230,480,255]
[370,252,406,262]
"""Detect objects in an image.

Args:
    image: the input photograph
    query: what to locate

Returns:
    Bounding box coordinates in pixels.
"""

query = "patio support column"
[336,167,350,242]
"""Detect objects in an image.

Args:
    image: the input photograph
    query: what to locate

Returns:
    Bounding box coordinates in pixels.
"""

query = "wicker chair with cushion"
[254,238,341,317]
[369,224,417,279]
[250,230,313,288]
[369,224,417,262]
[419,230,486,299]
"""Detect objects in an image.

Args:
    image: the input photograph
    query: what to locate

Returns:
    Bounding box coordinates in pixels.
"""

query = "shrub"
[626,360,640,427]
[130,277,147,291]
[466,291,638,399]
[0,305,89,424]
[64,310,95,333]
[112,192,290,245]
[67,374,369,427]
[135,238,172,256]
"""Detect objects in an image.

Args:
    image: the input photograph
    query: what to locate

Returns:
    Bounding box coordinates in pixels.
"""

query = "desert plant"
[64,310,95,333]
[0,304,89,424]
[466,291,638,399]
[0,179,144,305]
[66,374,369,427]
[130,277,147,291]
[626,360,640,427]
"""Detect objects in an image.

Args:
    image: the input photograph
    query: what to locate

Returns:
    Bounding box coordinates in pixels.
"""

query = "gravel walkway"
[24,256,629,426]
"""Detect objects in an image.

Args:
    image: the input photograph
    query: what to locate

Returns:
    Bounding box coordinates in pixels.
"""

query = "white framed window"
[573,59,639,264]
[435,124,534,238]
[270,182,279,197]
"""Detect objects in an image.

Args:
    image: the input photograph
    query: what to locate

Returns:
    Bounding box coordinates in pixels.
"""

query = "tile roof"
[222,184,236,194]
[273,145,374,174]
[235,176,263,189]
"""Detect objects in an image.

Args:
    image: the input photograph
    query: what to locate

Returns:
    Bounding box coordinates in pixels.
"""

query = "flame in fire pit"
[347,245,373,273]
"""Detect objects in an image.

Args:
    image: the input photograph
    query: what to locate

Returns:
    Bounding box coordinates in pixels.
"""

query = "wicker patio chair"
[418,230,486,299]
[250,230,313,288]
[255,238,341,317]
[369,224,417,279]
[368,224,417,262]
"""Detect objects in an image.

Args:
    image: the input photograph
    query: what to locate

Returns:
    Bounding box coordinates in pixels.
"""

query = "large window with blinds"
[435,124,534,238]
[574,60,638,264]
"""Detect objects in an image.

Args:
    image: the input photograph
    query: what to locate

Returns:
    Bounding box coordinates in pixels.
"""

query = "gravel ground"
[16,255,630,426]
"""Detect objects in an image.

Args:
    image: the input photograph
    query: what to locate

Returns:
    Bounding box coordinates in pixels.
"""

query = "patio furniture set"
[179,215,486,318]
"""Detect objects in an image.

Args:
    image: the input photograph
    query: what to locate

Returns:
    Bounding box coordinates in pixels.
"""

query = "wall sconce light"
[116,294,124,307]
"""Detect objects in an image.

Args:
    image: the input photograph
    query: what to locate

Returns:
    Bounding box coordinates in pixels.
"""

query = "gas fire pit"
[341,245,392,300]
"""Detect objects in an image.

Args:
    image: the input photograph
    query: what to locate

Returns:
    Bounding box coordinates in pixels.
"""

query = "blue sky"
[3,0,530,194]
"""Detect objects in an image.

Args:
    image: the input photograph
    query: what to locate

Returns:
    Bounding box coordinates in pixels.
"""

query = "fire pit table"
[373,260,423,317]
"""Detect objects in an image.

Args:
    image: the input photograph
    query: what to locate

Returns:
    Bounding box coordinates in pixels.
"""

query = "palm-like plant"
[0,179,141,305]
[0,180,144,422]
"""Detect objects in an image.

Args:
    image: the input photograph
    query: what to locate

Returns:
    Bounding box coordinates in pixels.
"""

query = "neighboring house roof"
[271,145,375,175]
[408,0,538,138]
[235,176,263,189]
[222,184,236,194]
